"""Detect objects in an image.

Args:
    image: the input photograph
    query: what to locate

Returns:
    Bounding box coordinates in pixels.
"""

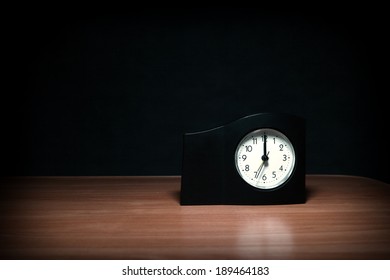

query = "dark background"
[2,9,388,183]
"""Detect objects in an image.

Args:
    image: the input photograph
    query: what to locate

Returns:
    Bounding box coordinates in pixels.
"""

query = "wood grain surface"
[0,175,389,259]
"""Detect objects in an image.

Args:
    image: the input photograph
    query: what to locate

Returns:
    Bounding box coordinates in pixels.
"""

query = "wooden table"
[0,175,389,260]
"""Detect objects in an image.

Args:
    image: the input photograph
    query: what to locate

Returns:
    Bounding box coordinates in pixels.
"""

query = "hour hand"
[261,151,270,162]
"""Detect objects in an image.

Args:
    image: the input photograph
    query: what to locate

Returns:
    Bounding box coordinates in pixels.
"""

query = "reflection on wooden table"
[0,175,389,259]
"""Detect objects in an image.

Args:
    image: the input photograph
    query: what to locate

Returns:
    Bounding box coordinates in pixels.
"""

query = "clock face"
[235,128,296,190]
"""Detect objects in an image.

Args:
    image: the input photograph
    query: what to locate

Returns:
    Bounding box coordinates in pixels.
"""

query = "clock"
[180,113,306,205]
[234,128,296,190]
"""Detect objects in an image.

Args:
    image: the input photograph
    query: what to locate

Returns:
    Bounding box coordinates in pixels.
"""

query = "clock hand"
[255,151,270,179]
[255,161,265,179]
[262,133,269,162]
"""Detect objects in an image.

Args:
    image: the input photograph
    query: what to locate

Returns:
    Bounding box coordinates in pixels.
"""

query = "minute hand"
[262,134,269,161]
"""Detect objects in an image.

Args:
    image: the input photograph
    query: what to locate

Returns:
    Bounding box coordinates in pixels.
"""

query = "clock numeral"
[254,171,260,179]
[279,165,283,171]
[262,174,267,181]
[245,165,250,171]
[272,171,276,178]
[241,155,247,161]
[245,145,253,152]
[279,144,284,151]
[252,137,257,145]
[283,154,287,161]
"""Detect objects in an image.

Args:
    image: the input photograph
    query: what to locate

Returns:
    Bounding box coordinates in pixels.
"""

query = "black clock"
[180,113,306,205]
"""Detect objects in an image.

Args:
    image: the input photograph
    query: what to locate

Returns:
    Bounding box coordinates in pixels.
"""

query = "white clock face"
[235,128,296,190]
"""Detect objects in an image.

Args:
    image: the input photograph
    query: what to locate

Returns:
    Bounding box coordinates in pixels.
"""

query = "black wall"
[2,9,388,183]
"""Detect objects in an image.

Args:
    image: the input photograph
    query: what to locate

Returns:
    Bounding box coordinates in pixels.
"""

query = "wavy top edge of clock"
[183,112,304,135]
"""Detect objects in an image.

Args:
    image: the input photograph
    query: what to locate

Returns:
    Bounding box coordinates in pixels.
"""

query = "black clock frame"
[180,113,306,205]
